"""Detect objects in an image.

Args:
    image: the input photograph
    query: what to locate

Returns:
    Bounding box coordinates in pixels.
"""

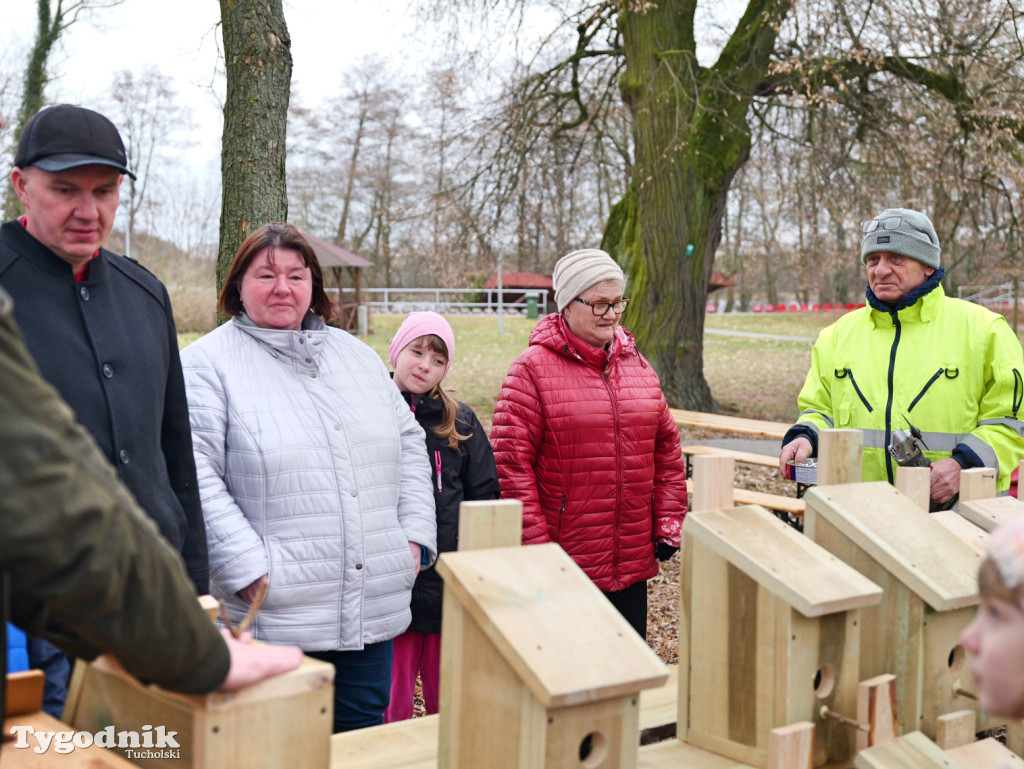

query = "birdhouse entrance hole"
[814,665,836,698]
[948,645,965,671]
[579,731,608,767]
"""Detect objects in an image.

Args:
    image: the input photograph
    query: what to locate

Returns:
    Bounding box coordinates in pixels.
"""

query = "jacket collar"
[232,312,328,365]
[2,219,107,281]
[866,267,945,326]
[529,312,635,368]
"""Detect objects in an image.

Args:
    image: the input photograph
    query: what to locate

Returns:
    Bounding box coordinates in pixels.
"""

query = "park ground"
[178,309,1024,668]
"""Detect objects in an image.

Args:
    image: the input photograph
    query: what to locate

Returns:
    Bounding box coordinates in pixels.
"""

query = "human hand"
[238,575,269,605]
[655,542,679,562]
[779,437,813,477]
[929,458,961,504]
[409,542,422,577]
[218,628,303,691]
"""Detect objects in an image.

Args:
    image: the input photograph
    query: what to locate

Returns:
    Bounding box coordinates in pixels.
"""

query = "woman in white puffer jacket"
[181,223,435,732]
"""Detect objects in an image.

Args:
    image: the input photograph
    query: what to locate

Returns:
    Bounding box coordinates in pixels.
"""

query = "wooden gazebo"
[300,231,373,332]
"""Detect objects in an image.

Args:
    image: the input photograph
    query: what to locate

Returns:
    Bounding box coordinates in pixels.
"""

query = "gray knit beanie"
[552,249,626,311]
[861,208,940,268]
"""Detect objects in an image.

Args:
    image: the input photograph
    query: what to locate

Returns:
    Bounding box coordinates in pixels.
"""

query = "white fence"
[326,287,551,316]
[958,283,1018,306]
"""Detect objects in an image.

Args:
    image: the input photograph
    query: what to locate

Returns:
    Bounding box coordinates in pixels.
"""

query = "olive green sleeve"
[0,288,229,694]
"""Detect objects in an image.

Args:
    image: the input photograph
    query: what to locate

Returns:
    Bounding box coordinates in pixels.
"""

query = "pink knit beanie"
[388,311,456,378]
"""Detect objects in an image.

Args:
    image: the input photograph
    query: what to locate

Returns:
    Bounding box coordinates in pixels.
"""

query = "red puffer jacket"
[491,314,687,592]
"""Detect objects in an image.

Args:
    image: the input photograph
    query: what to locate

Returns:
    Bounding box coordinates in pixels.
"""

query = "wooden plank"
[1,711,139,768]
[691,455,735,512]
[733,489,804,517]
[959,468,996,504]
[330,716,438,769]
[671,409,790,439]
[638,665,679,735]
[198,594,220,620]
[934,710,975,750]
[1006,718,1024,757]
[5,671,44,717]
[804,482,982,611]
[70,654,333,769]
[677,533,694,743]
[435,544,668,708]
[329,667,681,769]
[896,467,931,512]
[681,445,777,468]
[931,513,988,556]
[958,496,1024,533]
[456,499,523,551]
[686,546,731,744]
[854,731,967,769]
[817,429,862,487]
[768,722,814,769]
[685,506,882,617]
[686,481,807,516]
[857,674,898,752]
[637,737,760,769]
[946,737,1024,769]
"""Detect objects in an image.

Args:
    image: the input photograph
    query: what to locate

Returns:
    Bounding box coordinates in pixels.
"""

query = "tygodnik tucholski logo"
[8,723,181,758]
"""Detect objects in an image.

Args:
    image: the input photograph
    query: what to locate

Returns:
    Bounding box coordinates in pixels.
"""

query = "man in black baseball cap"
[0,105,208,717]
[14,103,137,180]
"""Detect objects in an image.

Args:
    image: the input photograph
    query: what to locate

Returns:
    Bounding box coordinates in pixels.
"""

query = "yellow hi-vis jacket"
[791,283,1024,492]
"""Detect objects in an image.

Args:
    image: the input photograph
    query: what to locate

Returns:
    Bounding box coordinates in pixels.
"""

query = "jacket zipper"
[435,450,442,492]
[601,364,623,590]
[884,314,902,484]
[557,494,566,542]
[838,368,873,413]
[908,368,943,413]
[1014,369,1023,417]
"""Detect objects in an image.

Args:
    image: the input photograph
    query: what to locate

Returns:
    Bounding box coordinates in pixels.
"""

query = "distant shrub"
[170,286,217,333]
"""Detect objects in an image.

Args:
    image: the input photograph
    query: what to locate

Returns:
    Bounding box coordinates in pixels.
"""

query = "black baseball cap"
[15,105,136,180]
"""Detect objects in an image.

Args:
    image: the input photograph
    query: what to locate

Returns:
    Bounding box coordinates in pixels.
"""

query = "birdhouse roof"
[805,482,981,611]
[958,495,1024,533]
[685,506,883,618]
[436,543,668,708]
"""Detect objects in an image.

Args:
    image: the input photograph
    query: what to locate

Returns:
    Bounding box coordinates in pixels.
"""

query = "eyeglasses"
[861,216,905,233]
[574,297,629,316]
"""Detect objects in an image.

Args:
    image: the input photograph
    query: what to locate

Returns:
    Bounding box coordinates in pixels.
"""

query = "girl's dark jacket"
[399,390,500,634]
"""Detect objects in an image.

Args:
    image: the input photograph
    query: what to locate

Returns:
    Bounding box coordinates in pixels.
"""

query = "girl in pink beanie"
[384,312,500,722]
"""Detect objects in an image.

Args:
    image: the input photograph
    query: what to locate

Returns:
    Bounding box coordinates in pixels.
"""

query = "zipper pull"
[435,450,442,492]
[409,393,416,414]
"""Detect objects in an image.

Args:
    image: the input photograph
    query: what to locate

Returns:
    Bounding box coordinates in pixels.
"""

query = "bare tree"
[2,0,123,220]
[106,67,189,258]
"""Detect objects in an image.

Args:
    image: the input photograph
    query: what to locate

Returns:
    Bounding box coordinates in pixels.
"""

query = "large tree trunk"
[604,0,790,410]
[217,0,292,293]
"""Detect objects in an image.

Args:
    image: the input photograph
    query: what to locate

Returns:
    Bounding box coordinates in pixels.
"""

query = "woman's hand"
[238,575,269,605]
[409,542,422,577]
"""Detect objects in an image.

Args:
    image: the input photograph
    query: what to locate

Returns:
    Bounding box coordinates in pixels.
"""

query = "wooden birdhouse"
[804,481,994,739]
[435,542,668,769]
[678,504,883,768]
[67,653,334,768]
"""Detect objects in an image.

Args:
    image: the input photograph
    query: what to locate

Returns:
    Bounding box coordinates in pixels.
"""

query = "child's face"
[393,339,448,395]
[961,594,1024,718]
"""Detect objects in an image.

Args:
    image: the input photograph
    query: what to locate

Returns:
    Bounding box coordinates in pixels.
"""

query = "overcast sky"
[0,0,741,183]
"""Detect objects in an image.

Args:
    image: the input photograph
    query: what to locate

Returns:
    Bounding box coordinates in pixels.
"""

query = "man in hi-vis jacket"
[779,208,1024,506]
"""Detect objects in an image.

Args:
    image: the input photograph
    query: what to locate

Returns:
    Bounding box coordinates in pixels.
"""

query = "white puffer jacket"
[181,315,436,651]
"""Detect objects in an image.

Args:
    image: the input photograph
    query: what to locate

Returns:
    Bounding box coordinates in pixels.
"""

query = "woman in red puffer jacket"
[490,249,688,640]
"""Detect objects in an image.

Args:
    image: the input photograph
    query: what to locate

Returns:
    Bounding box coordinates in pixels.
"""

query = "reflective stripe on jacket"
[793,282,1024,491]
